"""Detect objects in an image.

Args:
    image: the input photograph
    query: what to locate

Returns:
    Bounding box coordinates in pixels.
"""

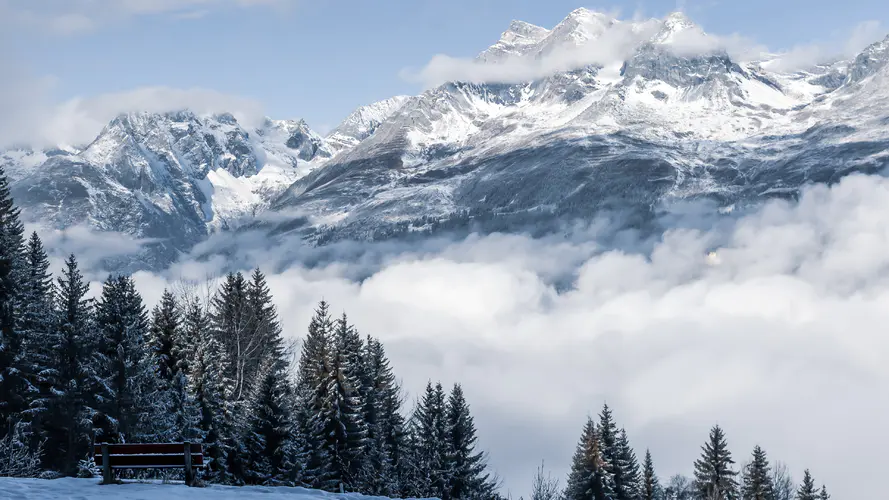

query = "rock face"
[4,111,331,270]
[267,13,889,245]
[6,9,889,271]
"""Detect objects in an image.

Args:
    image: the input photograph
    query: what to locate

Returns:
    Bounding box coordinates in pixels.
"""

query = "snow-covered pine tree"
[692,425,739,500]
[0,164,27,441]
[17,232,56,452]
[184,295,234,482]
[209,272,250,402]
[47,255,98,475]
[597,404,632,500]
[93,275,156,443]
[244,359,294,485]
[444,383,497,499]
[294,300,334,487]
[361,336,407,496]
[740,446,773,500]
[148,289,180,389]
[616,428,642,500]
[406,381,449,498]
[244,269,284,384]
[795,470,817,500]
[308,313,367,492]
[642,449,662,500]
[564,417,615,500]
[818,485,829,500]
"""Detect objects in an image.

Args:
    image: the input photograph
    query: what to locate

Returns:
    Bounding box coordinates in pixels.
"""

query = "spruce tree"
[308,313,367,492]
[564,417,615,500]
[244,360,294,485]
[796,470,817,500]
[210,272,250,401]
[692,425,738,500]
[17,232,56,450]
[616,428,642,500]
[817,486,829,500]
[148,289,180,388]
[445,384,497,499]
[294,300,334,487]
[0,164,27,439]
[740,446,773,500]
[93,275,156,443]
[361,336,407,496]
[185,295,234,482]
[642,449,662,500]
[598,404,628,500]
[47,255,98,475]
[408,381,450,498]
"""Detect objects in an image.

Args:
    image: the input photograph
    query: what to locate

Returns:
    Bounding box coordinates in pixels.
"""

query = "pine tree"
[740,446,772,500]
[46,255,98,475]
[17,233,56,451]
[185,295,234,482]
[210,272,250,402]
[245,268,284,376]
[692,425,738,500]
[817,485,829,500]
[642,449,662,500]
[294,300,334,487]
[0,164,27,439]
[616,428,642,500]
[407,381,450,498]
[564,417,615,500]
[93,275,156,443]
[361,336,407,496]
[445,384,497,499]
[796,470,817,500]
[309,313,367,492]
[148,289,180,388]
[598,404,628,500]
[244,360,294,485]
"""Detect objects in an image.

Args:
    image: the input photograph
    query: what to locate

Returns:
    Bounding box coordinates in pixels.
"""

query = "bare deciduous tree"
[530,460,561,500]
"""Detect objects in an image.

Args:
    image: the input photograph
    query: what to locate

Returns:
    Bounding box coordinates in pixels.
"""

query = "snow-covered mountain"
[265,9,889,243]
[3,110,335,269]
[5,8,889,270]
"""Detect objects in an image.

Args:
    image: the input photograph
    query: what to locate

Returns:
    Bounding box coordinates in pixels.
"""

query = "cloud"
[43,172,889,499]
[401,14,767,89]
[0,77,267,148]
[0,0,289,35]
[766,20,887,73]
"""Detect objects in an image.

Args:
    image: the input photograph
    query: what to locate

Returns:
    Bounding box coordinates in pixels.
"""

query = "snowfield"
[0,477,438,500]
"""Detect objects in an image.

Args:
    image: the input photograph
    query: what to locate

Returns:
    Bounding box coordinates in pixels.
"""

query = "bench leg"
[101,443,113,485]
[184,442,194,487]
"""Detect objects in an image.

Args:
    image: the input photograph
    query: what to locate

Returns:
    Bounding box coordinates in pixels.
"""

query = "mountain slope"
[266,11,889,244]
[5,111,331,269]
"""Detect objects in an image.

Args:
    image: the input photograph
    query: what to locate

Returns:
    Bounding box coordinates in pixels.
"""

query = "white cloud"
[766,20,886,73]
[46,172,889,499]
[0,73,267,148]
[401,14,768,89]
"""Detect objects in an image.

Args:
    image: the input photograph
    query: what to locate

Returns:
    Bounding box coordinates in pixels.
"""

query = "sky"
[2,0,889,135]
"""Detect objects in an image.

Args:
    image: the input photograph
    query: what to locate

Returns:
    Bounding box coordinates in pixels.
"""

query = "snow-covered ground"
[0,477,438,500]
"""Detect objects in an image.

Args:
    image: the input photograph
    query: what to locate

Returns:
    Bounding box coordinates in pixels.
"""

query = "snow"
[0,477,438,500]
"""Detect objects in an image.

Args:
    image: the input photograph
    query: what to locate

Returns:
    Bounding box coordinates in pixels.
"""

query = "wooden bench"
[94,442,204,486]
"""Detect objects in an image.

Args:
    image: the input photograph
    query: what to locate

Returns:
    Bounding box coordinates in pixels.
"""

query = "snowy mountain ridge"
[5,8,889,270]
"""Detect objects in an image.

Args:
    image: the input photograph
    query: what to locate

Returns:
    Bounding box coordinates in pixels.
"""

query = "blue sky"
[4,0,889,134]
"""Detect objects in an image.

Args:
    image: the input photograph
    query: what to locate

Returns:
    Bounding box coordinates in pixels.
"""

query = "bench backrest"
[93,443,204,469]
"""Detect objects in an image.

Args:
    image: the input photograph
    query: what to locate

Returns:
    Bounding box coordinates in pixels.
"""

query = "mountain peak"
[847,33,889,83]
[478,19,549,62]
[651,11,701,44]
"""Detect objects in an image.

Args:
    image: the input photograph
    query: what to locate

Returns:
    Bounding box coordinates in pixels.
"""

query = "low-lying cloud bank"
[43,173,889,499]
